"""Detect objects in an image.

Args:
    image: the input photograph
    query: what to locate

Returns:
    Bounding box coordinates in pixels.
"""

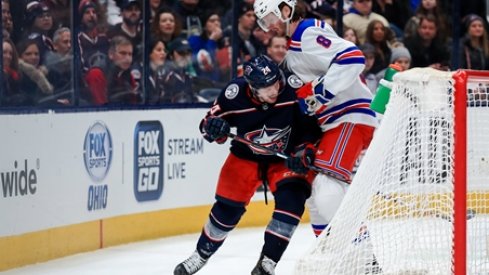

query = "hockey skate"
[174,250,208,275]
[251,253,277,275]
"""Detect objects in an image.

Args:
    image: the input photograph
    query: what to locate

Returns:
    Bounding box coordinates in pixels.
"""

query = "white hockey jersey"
[285,19,378,131]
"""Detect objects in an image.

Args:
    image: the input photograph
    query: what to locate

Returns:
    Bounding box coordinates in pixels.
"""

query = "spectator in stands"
[404,14,450,70]
[221,0,254,30]
[218,2,259,79]
[6,0,24,43]
[43,0,71,29]
[78,0,110,72]
[22,1,55,65]
[88,0,110,30]
[16,39,54,104]
[151,7,183,46]
[222,2,259,69]
[84,36,141,105]
[389,45,412,71]
[343,27,360,46]
[44,27,73,104]
[147,38,168,104]
[459,14,489,70]
[375,45,411,86]
[2,38,23,106]
[457,1,488,33]
[188,9,224,82]
[266,36,287,64]
[365,19,394,74]
[308,0,337,27]
[359,43,378,94]
[372,0,413,38]
[228,2,258,57]
[149,0,171,22]
[50,26,71,56]
[108,0,142,62]
[343,0,389,44]
[160,37,199,103]
[404,0,450,43]
[109,0,144,87]
[2,0,14,39]
[173,0,204,38]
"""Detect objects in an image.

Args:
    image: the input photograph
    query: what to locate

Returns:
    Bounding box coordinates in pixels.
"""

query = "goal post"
[453,70,467,275]
[295,68,489,275]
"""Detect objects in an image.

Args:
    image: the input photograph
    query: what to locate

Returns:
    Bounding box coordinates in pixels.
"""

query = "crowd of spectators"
[339,0,488,95]
[1,0,488,107]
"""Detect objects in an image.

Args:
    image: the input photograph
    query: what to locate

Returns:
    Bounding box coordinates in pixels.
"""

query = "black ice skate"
[251,253,277,275]
[174,251,208,275]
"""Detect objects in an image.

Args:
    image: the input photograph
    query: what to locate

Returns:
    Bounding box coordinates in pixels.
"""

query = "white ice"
[1,223,315,275]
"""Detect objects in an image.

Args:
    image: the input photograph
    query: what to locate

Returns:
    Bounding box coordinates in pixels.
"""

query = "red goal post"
[295,68,489,275]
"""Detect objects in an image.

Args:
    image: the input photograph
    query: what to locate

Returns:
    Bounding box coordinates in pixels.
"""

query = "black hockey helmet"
[243,55,283,90]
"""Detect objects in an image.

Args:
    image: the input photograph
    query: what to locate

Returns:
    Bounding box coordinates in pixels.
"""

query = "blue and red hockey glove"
[202,116,230,143]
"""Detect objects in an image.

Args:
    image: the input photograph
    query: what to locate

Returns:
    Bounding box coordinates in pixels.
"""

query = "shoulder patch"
[287,74,304,89]
[224,83,239,99]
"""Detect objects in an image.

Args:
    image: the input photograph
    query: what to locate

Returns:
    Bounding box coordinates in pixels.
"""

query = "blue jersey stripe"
[324,98,372,114]
[289,46,302,52]
[334,46,361,59]
[325,109,377,123]
[290,19,317,42]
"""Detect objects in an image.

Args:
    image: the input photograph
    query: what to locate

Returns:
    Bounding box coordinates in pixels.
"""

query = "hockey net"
[295,68,489,275]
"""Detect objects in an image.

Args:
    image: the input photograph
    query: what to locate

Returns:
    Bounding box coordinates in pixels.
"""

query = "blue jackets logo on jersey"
[134,121,164,202]
[244,126,291,155]
[83,121,113,182]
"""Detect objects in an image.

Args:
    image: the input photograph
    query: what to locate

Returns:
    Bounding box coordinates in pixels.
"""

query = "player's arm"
[199,88,231,144]
[320,45,365,95]
[286,106,323,173]
[296,27,365,114]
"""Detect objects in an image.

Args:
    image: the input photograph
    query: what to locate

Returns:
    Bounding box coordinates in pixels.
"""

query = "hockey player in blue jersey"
[173,55,321,275]
[254,0,378,237]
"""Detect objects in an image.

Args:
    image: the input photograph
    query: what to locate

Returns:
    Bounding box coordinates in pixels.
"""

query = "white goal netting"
[295,68,489,275]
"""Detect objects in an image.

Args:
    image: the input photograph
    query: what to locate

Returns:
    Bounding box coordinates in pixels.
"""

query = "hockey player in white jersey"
[254,0,378,237]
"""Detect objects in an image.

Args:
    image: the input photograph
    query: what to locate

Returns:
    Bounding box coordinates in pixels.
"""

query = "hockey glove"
[203,116,230,142]
[296,76,330,115]
[286,143,316,174]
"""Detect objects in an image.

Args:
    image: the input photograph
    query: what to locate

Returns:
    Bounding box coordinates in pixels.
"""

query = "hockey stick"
[227,132,290,160]
[227,132,329,174]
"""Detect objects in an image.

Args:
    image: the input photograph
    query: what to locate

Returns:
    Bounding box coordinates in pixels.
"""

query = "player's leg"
[309,123,375,236]
[252,164,313,275]
[174,154,260,275]
[307,174,349,237]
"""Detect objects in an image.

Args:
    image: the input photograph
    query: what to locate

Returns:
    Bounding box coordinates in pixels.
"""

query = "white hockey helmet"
[254,0,296,32]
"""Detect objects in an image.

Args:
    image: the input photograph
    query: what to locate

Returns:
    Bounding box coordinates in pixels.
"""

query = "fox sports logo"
[134,121,164,202]
[83,121,113,182]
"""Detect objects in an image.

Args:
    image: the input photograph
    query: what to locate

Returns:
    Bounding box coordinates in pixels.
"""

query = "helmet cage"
[254,0,296,32]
